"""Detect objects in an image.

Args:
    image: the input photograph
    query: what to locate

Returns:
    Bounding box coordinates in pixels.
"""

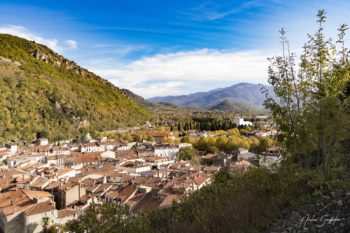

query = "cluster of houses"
[0,129,282,233]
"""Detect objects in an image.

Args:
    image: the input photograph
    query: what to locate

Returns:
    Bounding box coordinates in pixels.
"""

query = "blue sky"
[1,0,350,97]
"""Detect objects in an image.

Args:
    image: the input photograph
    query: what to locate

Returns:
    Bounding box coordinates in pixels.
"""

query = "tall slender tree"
[264,10,350,179]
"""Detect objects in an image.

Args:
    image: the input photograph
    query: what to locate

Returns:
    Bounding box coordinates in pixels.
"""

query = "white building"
[37,138,49,146]
[178,143,193,149]
[154,145,179,160]
[79,143,105,153]
[234,116,253,126]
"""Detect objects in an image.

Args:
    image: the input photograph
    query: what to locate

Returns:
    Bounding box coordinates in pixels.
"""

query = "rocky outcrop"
[29,44,124,94]
[267,189,350,233]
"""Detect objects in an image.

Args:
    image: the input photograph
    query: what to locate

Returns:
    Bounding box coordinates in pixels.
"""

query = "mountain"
[208,99,248,112]
[121,88,181,109]
[121,88,153,108]
[0,34,150,142]
[148,83,272,109]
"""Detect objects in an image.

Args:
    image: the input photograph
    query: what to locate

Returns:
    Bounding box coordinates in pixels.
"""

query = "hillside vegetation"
[0,34,150,142]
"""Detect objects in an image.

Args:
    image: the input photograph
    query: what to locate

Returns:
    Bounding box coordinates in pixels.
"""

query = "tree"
[227,128,240,136]
[264,10,350,179]
[134,135,143,142]
[181,135,190,143]
[254,121,264,130]
[215,136,228,151]
[122,133,132,142]
[65,203,136,233]
[207,145,219,154]
[144,135,155,142]
[178,147,196,161]
[257,137,273,153]
[42,217,50,233]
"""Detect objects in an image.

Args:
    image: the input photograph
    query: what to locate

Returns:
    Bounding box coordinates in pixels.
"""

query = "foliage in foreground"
[263,10,350,180]
[66,165,314,233]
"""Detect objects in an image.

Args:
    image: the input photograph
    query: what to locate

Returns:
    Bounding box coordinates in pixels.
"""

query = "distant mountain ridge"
[148,83,272,110]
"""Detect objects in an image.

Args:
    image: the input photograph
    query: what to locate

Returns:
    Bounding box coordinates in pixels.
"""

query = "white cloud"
[0,25,78,52]
[91,49,272,98]
[182,1,263,21]
[65,39,78,49]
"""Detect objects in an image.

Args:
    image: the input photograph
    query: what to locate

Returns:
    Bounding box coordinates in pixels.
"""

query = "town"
[0,116,280,233]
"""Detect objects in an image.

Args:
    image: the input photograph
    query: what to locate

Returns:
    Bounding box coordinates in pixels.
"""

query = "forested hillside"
[0,34,150,142]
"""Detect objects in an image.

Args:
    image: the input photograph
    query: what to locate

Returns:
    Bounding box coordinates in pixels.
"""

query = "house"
[79,143,105,153]
[236,148,258,163]
[234,116,253,126]
[229,160,254,174]
[6,154,45,168]
[66,153,102,167]
[178,143,192,149]
[5,144,17,156]
[66,195,96,211]
[189,173,211,190]
[45,155,66,167]
[45,180,86,210]
[265,146,282,156]
[30,177,51,191]
[24,202,57,233]
[0,190,77,233]
[201,153,232,167]
[118,161,151,173]
[56,168,76,180]
[147,131,175,143]
[105,171,124,183]
[145,156,174,169]
[163,173,211,194]
[55,208,79,225]
[49,146,71,156]
[136,149,155,157]
[115,150,138,160]
[0,189,54,233]
[101,139,128,151]
[0,149,11,163]
[37,138,49,146]
[100,151,116,159]
[105,184,138,205]
[153,144,179,160]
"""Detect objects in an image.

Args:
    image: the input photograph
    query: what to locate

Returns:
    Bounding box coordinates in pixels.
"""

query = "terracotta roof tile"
[25,202,55,216]
[57,208,78,218]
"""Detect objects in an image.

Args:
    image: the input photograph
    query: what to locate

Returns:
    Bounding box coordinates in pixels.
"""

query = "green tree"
[264,10,350,179]
[257,137,274,153]
[178,147,196,161]
[122,133,133,142]
[181,135,190,143]
[144,135,155,142]
[134,135,143,142]
[42,217,50,233]
[65,203,135,233]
